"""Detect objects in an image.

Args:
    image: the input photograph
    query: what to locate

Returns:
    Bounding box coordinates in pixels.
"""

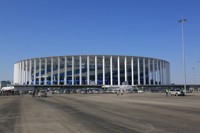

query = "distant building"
[0,81,11,89]
[13,55,170,86]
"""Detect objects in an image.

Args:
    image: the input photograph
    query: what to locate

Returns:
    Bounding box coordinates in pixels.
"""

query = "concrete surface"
[0,93,200,133]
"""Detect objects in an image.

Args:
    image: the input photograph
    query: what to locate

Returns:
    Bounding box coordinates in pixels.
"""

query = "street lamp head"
[178,18,187,23]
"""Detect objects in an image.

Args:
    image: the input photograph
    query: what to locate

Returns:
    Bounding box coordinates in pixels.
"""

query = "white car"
[47,91,53,97]
[169,89,185,96]
[28,90,34,94]
[38,90,47,97]
[137,90,143,93]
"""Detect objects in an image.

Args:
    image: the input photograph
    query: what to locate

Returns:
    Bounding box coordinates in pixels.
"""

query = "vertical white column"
[57,57,60,85]
[137,58,140,85]
[20,62,22,84]
[161,61,163,84]
[44,58,47,85]
[165,62,167,85]
[34,59,36,85]
[162,61,165,85]
[95,56,97,85]
[24,61,26,84]
[22,61,24,84]
[29,60,32,85]
[143,58,146,85]
[125,57,127,81]
[87,56,90,85]
[16,63,19,84]
[64,57,67,85]
[18,62,20,84]
[25,60,28,84]
[110,56,113,85]
[168,63,171,84]
[13,64,16,83]
[23,61,25,84]
[72,56,74,85]
[39,59,41,85]
[103,56,105,85]
[162,61,164,85]
[159,61,162,85]
[16,63,18,83]
[51,58,53,85]
[117,56,120,85]
[22,62,24,84]
[19,62,21,84]
[21,62,23,84]
[18,63,20,84]
[23,61,26,84]
[131,57,134,85]
[164,62,167,85]
[79,56,82,85]
[156,60,159,84]
[153,59,155,85]
[148,59,151,85]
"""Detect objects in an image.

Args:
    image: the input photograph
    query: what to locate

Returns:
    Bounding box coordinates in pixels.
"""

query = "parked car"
[14,91,20,95]
[169,88,185,96]
[38,90,47,97]
[28,90,34,94]
[137,90,143,93]
[47,91,53,97]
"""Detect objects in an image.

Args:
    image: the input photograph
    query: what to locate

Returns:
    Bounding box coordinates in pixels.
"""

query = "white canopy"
[1,86,14,91]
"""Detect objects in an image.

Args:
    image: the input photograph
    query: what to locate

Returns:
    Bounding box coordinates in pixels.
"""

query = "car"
[38,90,47,97]
[47,91,53,97]
[28,90,34,94]
[137,90,143,93]
[125,89,133,93]
[169,88,185,96]
[111,89,118,94]
[14,91,20,95]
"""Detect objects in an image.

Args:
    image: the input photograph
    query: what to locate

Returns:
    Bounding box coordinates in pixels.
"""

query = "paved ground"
[0,93,200,133]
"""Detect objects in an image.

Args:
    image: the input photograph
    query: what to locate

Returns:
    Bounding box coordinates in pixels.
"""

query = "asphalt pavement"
[0,93,200,133]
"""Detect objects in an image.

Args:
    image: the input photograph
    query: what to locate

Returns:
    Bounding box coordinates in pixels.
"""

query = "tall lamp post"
[178,18,187,95]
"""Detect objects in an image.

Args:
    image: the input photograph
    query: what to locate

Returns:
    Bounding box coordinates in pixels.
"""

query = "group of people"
[117,89,124,96]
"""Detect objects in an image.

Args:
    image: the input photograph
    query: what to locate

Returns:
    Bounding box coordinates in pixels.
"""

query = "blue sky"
[0,0,200,84]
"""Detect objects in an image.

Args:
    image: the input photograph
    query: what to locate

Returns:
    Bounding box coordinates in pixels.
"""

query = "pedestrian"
[120,89,124,95]
[165,89,168,97]
[32,90,35,97]
[117,90,120,96]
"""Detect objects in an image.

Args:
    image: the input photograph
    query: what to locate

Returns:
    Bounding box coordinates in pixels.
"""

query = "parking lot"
[0,92,200,133]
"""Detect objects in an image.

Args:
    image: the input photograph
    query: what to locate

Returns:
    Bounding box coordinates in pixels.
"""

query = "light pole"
[178,18,187,95]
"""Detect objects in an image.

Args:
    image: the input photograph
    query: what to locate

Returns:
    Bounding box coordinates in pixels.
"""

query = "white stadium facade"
[13,55,170,87]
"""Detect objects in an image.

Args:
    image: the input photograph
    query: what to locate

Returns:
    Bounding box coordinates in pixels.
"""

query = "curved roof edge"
[15,55,170,64]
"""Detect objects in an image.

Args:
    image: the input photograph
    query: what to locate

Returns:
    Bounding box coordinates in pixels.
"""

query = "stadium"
[13,55,170,87]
